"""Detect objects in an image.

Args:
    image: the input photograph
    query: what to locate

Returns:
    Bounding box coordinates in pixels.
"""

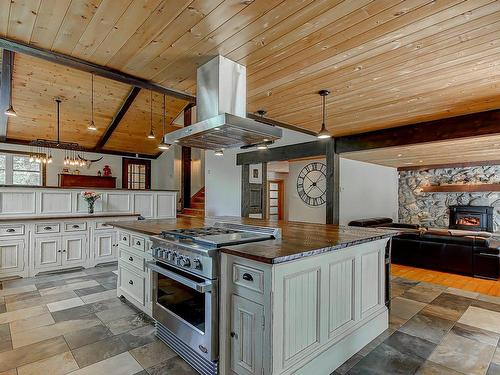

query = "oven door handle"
[146,261,213,293]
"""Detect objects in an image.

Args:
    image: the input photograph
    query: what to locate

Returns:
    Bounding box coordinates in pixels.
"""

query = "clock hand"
[305,175,315,184]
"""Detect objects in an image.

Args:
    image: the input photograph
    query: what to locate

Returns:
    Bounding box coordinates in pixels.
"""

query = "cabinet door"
[0,239,25,274]
[230,295,264,375]
[62,234,87,267]
[94,231,117,263]
[34,237,61,270]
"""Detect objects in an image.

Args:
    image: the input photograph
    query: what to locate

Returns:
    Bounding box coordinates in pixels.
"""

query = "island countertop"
[110,217,397,264]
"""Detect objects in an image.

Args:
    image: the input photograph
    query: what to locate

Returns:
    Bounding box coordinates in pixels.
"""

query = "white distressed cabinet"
[94,231,118,263]
[0,238,25,276]
[221,238,390,375]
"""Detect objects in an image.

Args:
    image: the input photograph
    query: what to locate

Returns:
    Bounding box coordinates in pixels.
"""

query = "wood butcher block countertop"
[110,217,397,264]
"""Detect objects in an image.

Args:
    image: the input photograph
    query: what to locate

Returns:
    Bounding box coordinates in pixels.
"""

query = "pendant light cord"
[163,94,166,136]
[56,99,61,144]
[150,91,153,132]
[91,74,94,123]
[322,94,326,126]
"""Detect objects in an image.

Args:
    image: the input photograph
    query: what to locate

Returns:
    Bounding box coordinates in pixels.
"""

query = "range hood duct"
[163,56,282,150]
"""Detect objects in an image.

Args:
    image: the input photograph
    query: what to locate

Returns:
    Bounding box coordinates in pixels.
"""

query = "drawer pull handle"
[230,332,238,339]
[72,224,80,228]
[136,241,141,246]
[129,280,134,285]
[62,250,66,253]
[6,228,15,233]
[129,257,133,262]
[44,226,52,231]
[123,237,127,241]
[242,273,253,282]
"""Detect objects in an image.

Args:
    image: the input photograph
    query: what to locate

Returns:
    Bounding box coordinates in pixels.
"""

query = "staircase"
[177,187,205,218]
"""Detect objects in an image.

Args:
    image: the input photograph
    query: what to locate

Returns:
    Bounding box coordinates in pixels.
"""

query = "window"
[122,158,151,190]
[0,151,44,186]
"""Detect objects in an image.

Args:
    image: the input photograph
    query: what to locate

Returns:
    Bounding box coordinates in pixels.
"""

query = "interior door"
[268,180,284,220]
[62,235,87,266]
[230,294,264,375]
[34,237,61,270]
[94,231,117,262]
[0,239,25,273]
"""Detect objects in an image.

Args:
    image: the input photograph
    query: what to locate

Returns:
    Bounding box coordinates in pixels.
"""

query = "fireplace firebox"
[449,205,494,232]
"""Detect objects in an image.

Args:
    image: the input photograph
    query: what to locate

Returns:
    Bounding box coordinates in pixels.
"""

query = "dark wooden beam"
[182,106,192,208]
[0,37,195,103]
[336,109,500,154]
[236,140,328,165]
[326,140,339,225]
[1,137,157,159]
[246,112,318,137]
[95,87,141,151]
[0,50,14,141]
[398,159,500,172]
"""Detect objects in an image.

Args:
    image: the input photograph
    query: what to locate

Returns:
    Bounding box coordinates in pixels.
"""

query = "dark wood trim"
[0,50,14,141]
[398,159,500,171]
[246,112,318,137]
[236,140,328,165]
[326,140,339,225]
[181,105,193,208]
[241,164,250,217]
[1,138,157,159]
[122,158,151,190]
[0,37,195,103]
[336,109,500,154]
[262,162,268,220]
[95,87,141,151]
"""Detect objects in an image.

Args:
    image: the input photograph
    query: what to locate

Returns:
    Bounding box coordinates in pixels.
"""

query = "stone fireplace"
[449,205,494,232]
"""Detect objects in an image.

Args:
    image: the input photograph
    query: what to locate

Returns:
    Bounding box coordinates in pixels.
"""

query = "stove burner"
[161,227,241,239]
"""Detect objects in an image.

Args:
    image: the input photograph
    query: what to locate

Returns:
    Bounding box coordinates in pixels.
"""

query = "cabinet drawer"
[232,263,265,294]
[131,236,146,252]
[119,248,145,272]
[119,266,145,305]
[35,223,60,234]
[95,221,114,230]
[119,232,130,246]
[64,222,87,232]
[0,224,25,237]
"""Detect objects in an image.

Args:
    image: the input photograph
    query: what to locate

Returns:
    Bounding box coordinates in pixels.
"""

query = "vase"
[88,201,95,214]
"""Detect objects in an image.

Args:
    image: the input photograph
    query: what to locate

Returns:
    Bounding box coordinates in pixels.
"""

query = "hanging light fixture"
[214,149,224,156]
[88,74,97,131]
[4,54,17,117]
[147,91,155,139]
[158,94,170,150]
[317,89,332,139]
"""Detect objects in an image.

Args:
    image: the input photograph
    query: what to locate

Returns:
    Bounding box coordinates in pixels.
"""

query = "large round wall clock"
[296,162,327,207]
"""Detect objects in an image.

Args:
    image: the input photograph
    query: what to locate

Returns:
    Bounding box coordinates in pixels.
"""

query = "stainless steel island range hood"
[163,55,282,150]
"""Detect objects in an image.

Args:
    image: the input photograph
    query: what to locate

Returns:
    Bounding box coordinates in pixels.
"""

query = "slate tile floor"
[3,267,500,374]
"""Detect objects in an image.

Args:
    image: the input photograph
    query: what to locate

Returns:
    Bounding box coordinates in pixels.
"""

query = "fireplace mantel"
[421,183,500,193]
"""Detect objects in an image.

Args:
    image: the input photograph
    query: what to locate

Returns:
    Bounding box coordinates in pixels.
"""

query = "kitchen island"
[111,217,395,375]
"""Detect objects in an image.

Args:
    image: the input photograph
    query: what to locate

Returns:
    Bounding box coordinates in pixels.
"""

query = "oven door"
[148,261,218,361]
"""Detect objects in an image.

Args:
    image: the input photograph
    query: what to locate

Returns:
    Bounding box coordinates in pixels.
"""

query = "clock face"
[296,162,327,207]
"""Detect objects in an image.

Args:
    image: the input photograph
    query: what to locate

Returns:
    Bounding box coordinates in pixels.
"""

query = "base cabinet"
[0,239,25,276]
[34,237,61,271]
[34,234,88,272]
[94,231,118,264]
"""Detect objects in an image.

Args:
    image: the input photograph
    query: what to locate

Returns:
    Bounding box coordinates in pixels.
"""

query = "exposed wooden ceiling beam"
[0,37,196,103]
[336,109,500,154]
[95,87,141,151]
[0,50,14,141]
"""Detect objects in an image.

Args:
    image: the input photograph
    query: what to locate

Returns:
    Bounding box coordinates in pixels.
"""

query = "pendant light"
[4,54,16,117]
[214,149,224,156]
[88,74,97,131]
[158,94,170,150]
[317,90,331,139]
[147,91,155,139]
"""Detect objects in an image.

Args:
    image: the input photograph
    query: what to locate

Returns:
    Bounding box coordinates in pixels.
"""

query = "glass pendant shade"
[5,105,17,117]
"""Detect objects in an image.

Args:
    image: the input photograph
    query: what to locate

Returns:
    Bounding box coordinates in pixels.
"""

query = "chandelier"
[29,98,87,166]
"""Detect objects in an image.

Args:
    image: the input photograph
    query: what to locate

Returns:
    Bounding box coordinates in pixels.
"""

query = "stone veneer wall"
[399,165,500,232]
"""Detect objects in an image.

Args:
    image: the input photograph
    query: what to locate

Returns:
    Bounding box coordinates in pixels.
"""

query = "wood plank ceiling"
[0,0,499,161]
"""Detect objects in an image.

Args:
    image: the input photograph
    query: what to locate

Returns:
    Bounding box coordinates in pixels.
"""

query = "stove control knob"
[168,251,175,261]
[193,259,202,270]
[179,257,191,267]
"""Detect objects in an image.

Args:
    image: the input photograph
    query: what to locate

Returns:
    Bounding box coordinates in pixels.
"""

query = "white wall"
[151,145,181,191]
[205,127,317,217]
[339,158,399,225]
[191,148,205,196]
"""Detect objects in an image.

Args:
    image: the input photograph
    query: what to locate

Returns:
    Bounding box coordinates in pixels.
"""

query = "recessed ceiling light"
[419,160,423,163]
[404,162,413,165]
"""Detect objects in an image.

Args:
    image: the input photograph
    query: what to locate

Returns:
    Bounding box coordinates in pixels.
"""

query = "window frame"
[122,158,151,190]
[0,149,46,186]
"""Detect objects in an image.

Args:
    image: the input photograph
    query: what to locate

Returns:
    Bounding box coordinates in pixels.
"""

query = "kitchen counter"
[0,212,140,222]
[0,184,178,192]
[110,216,396,263]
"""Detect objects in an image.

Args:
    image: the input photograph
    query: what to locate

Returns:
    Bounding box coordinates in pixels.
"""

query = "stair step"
[190,203,204,209]
[183,208,204,215]
[177,213,201,219]
[192,197,205,203]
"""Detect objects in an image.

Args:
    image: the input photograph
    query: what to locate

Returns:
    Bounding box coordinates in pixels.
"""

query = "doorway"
[268,180,284,220]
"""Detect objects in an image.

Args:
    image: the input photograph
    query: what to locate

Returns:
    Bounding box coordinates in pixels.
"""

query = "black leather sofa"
[349,218,500,280]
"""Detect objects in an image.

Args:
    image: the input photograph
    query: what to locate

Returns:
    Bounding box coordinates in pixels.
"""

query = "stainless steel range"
[147,222,280,375]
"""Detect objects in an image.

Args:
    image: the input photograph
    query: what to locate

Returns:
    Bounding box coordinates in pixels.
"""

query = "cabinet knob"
[129,280,134,285]
[230,332,238,339]
[242,273,253,282]
[57,250,62,253]
[136,241,141,246]
[129,257,133,262]
[123,237,127,241]
[6,228,15,233]
[72,224,80,228]
[44,226,52,231]
[63,250,67,253]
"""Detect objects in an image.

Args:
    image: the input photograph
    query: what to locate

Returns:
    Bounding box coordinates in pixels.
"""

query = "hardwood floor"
[392,264,500,297]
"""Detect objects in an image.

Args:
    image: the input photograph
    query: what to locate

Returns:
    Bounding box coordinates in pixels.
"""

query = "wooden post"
[326,139,339,224]
[241,164,250,217]
[0,50,14,141]
[181,106,192,209]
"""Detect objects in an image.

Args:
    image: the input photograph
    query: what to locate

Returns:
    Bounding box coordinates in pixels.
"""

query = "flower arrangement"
[81,191,101,214]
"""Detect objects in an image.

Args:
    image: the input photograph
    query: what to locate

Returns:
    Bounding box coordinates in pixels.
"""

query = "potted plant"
[81,191,101,214]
